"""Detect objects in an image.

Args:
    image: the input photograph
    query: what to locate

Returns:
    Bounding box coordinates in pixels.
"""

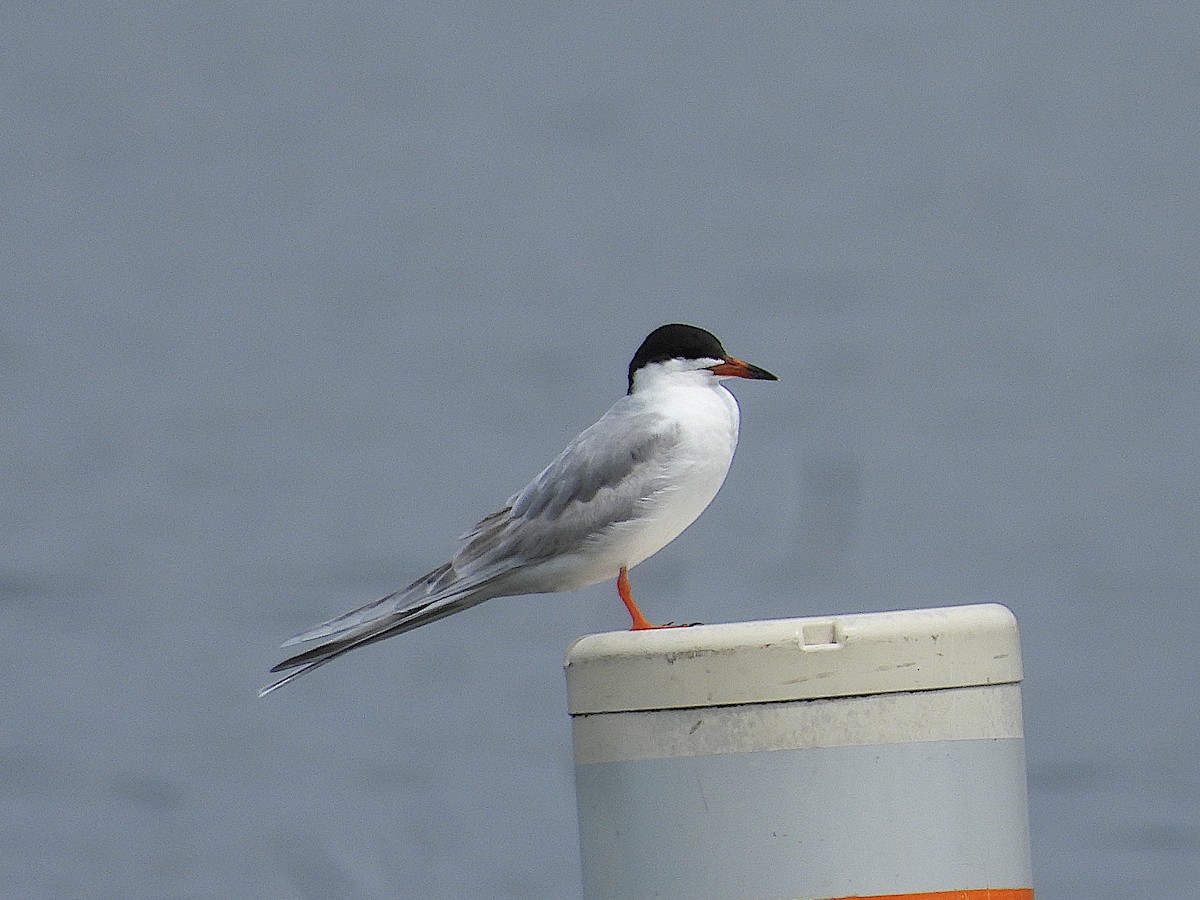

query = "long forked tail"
[258,563,495,697]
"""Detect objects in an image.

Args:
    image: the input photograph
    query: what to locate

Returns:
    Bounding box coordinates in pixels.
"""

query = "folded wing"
[260,400,677,695]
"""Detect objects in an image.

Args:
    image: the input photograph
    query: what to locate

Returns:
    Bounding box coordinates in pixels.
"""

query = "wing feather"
[261,396,680,695]
[458,402,678,570]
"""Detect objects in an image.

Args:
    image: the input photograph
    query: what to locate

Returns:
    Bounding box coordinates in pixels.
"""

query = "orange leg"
[617,566,691,631]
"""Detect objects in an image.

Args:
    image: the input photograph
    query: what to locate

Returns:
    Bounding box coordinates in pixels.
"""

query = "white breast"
[607,376,741,571]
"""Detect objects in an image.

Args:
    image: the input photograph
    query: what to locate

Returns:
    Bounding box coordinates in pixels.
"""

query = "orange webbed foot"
[617,568,700,630]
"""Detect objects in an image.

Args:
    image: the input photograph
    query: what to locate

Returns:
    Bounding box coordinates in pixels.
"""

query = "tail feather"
[258,591,492,697]
[259,560,514,697]
[280,563,454,648]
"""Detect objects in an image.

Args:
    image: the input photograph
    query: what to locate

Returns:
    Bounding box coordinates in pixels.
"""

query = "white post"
[565,603,1034,900]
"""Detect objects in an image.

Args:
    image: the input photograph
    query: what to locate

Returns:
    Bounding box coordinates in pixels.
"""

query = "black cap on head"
[628,324,727,392]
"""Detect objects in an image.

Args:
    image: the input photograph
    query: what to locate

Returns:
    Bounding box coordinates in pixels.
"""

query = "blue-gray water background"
[3,5,1197,898]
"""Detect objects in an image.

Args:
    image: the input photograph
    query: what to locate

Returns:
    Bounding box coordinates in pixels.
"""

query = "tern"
[260,323,777,696]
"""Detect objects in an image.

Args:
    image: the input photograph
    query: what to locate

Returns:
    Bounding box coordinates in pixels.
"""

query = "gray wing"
[453,400,679,573]
[260,399,677,696]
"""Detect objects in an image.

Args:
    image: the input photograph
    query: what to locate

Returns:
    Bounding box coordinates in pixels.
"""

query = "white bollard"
[565,603,1034,900]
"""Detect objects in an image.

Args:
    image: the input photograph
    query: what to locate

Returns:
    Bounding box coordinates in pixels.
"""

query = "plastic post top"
[564,603,1022,715]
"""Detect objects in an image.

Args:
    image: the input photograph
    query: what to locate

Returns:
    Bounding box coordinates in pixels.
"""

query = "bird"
[260,323,777,696]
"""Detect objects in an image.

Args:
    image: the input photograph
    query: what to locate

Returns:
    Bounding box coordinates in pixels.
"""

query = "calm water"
[3,5,1197,898]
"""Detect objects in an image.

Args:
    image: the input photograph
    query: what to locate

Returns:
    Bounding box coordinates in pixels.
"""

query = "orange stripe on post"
[834,891,1033,900]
